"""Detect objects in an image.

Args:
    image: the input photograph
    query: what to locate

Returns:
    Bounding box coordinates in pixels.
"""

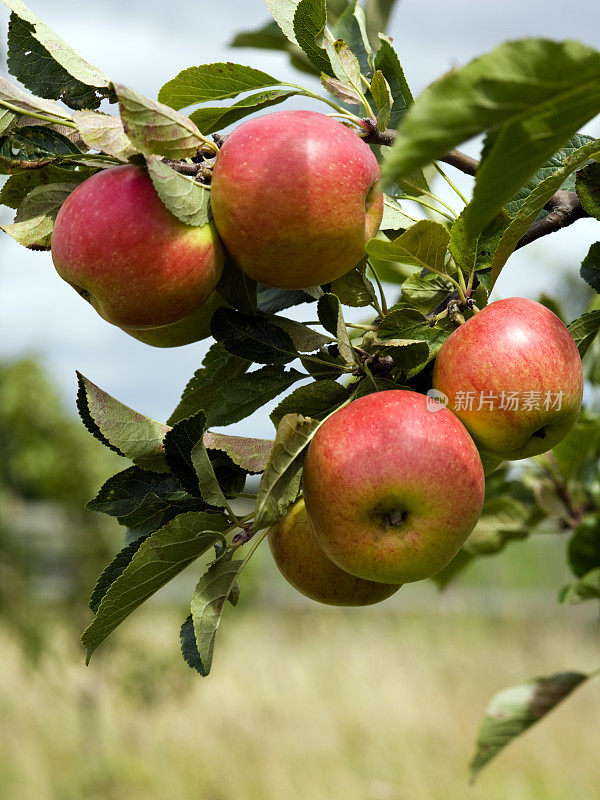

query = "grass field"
[0,592,598,800]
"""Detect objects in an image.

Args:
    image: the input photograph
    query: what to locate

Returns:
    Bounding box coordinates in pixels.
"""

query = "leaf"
[377,307,449,359]
[145,156,211,227]
[552,414,600,481]
[401,272,453,313]
[88,537,147,614]
[326,38,362,88]
[204,432,273,474]
[320,74,363,106]
[370,70,392,131]
[5,0,112,110]
[86,467,190,520]
[382,38,600,194]
[577,161,600,220]
[158,63,281,110]
[189,558,244,675]
[270,380,347,426]
[364,0,401,47]
[210,307,300,364]
[256,284,314,313]
[292,0,332,75]
[333,0,372,73]
[254,413,320,529]
[568,310,600,358]
[191,439,230,510]
[76,372,170,472]
[465,496,533,556]
[568,517,600,578]
[330,265,378,307]
[559,568,600,606]
[0,124,83,172]
[114,83,204,160]
[72,110,136,162]
[489,138,600,287]
[168,343,251,426]
[206,365,305,427]
[0,163,93,209]
[0,74,72,120]
[265,315,332,352]
[1,181,76,249]
[366,219,450,272]
[81,512,230,662]
[470,672,588,781]
[380,197,413,231]
[266,0,303,46]
[180,614,206,675]
[189,89,299,135]
[580,242,600,294]
[373,34,411,127]
[317,293,355,365]
[216,256,257,314]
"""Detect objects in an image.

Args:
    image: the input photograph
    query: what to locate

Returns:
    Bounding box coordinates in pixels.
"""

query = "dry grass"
[0,601,598,800]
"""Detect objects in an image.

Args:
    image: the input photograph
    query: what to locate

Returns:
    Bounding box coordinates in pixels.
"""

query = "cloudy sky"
[1,0,600,438]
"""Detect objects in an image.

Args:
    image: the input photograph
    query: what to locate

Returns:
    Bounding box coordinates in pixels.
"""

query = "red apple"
[269,498,400,606]
[302,390,485,584]
[210,110,383,289]
[432,297,583,461]
[51,165,224,329]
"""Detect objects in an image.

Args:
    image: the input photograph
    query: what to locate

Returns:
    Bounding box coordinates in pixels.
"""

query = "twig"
[516,190,589,249]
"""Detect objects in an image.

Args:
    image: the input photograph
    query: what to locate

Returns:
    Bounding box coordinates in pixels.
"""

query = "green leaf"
[88,537,147,614]
[164,412,207,496]
[189,89,299,135]
[366,219,450,273]
[465,496,533,556]
[568,517,600,578]
[204,431,273,474]
[6,0,112,109]
[377,307,449,359]
[382,39,600,193]
[191,438,231,510]
[254,413,320,529]
[265,315,332,352]
[217,256,257,314]
[168,342,251,426]
[330,265,378,307]
[189,558,244,675]
[470,672,588,781]
[559,568,600,606]
[552,414,600,481]
[158,63,281,110]
[81,512,230,662]
[0,124,83,172]
[180,614,206,675]
[211,307,300,364]
[349,375,404,398]
[145,155,211,227]
[365,1,401,48]
[489,138,600,287]
[206,365,305,428]
[568,310,600,358]
[266,0,303,46]
[373,34,411,127]
[1,181,76,249]
[76,372,170,472]
[320,73,363,106]
[86,467,191,520]
[270,380,347,427]
[333,0,372,75]
[256,284,314,313]
[576,161,600,220]
[293,0,332,75]
[317,293,355,365]
[325,38,362,88]
[0,74,72,122]
[114,83,204,160]
[370,70,392,131]
[401,272,453,313]
[73,110,136,161]
[380,197,413,231]
[0,163,94,209]
[580,242,600,294]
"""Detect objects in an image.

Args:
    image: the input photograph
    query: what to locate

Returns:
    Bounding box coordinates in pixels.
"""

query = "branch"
[516,190,589,249]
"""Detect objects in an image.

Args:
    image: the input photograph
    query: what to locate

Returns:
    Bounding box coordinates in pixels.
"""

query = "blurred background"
[1,2,600,799]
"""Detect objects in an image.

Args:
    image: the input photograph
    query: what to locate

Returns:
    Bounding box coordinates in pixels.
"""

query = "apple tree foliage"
[1,0,600,779]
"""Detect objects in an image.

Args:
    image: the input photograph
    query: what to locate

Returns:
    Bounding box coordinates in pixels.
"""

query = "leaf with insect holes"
[114,83,205,160]
[158,62,282,110]
[73,110,136,162]
[470,672,589,781]
[254,413,321,530]
[81,511,230,662]
[5,0,112,109]
[76,372,170,472]
[189,558,245,676]
[367,220,450,273]
[145,156,211,227]
[1,182,77,249]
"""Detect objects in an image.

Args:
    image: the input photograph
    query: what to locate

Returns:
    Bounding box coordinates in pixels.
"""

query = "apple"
[432,297,583,461]
[210,110,383,290]
[120,291,227,347]
[302,390,485,584]
[268,498,400,605]
[51,164,224,329]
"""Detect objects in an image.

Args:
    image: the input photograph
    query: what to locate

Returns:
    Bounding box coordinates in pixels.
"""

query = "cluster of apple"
[50,107,584,607]
[50,109,383,345]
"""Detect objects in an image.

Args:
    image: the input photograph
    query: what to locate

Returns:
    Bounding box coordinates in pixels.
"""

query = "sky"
[1,0,600,439]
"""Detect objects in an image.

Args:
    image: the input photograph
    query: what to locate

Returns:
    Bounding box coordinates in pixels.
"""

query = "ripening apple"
[210,110,383,289]
[120,292,227,347]
[432,297,583,461]
[302,390,485,584]
[268,498,401,606]
[51,165,224,330]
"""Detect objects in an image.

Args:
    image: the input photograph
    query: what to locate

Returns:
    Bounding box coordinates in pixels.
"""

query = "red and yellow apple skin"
[51,165,224,329]
[302,390,485,584]
[432,298,583,461]
[120,292,227,348]
[268,498,400,606]
[210,110,383,290]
